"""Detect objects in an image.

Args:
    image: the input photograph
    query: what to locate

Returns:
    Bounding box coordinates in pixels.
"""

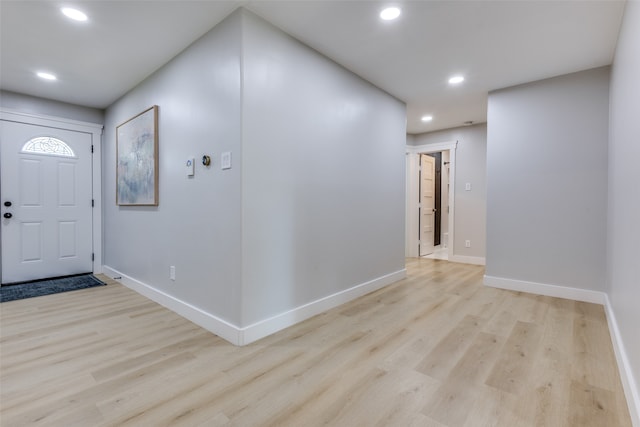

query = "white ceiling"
[0,1,625,134]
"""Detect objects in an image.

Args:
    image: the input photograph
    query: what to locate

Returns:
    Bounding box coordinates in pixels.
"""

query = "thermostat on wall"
[186,157,195,177]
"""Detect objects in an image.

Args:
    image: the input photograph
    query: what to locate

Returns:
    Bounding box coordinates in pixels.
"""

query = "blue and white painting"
[117,106,158,205]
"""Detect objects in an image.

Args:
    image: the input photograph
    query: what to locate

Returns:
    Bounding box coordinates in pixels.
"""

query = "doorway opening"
[405,141,457,260]
[423,151,450,260]
[426,151,442,248]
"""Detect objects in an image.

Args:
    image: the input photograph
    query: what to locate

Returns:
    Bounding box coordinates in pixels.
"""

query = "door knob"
[4,201,11,207]
[3,212,12,219]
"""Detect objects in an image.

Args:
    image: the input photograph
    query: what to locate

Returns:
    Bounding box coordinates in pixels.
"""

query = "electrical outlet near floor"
[465,240,471,248]
[170,265,176,281]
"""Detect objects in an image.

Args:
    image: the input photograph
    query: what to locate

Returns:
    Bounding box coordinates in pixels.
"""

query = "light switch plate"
[221,152,232,170]
[186,158,195,177]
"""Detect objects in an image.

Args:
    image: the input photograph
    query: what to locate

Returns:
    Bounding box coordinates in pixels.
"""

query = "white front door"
[419,154,435,256]
[1,120,93,284]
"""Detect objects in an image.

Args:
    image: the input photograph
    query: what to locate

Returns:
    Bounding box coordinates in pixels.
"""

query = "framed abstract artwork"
[116,105,159,206]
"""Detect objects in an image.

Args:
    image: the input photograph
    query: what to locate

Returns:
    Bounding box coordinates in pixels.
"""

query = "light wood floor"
[0,258,632,426]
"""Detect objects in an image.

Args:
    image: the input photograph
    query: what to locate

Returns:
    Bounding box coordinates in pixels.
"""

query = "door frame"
[0,108,103,282]
[406,140,457,259]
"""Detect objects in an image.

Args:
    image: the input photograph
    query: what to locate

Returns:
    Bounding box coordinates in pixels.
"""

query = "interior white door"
[419,154,435,256]
[1,120,93,284]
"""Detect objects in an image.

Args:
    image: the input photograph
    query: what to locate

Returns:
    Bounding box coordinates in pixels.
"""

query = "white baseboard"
[604,295,640,427]
[103,266,242,345]
[483,275,606,304]
[240,269,406,345]
[102,266,406,347]
[450,255,486,266]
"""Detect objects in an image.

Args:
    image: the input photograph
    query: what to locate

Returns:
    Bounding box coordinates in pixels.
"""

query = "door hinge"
[91,145,94,153]
[92,199,95,207]
[92,253,95,261]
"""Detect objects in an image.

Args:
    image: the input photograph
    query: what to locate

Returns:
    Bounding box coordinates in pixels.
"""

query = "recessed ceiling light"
[421,115,433,122]
[61,7,88,22]
[380,7,401,21]
[448,75,465,85]
[36,72,57,81]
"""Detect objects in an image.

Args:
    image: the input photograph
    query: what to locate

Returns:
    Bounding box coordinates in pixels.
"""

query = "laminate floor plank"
[523,352,572,427]
[569,379,630,426]
[94,355,231,425]
[482,308,518,338]
[415,315,486,380]
[484,320,542,395]
[0,260,631,426]
[422,332,506,426]
[371,369,441,427]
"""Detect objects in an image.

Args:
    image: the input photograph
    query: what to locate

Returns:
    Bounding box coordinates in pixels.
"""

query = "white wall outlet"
[465,182,471,191]
[465,240,471,248]
[170,265,176,281]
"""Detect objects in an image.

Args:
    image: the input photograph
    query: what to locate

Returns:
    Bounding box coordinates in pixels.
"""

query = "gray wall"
[103,9,406,329]
[607,0,640,408]
[240,11,406,325]
[410,124,487,259]
[103,11,244,325]
[0,90,104,124]
[486,67,610,291]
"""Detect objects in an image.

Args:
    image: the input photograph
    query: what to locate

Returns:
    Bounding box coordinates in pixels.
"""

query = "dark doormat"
[0,274,106,303]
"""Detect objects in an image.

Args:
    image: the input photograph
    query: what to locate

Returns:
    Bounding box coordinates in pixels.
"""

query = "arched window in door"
[21,136,75,157]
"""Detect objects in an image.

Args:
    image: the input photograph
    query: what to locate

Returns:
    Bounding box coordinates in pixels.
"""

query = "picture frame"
[116,105,159,206]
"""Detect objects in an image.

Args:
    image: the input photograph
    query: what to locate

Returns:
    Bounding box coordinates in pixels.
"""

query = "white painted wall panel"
[240,11,406,326]
[102,8,406,335]
[608,0,640,419]
[486,67,610,291]
[103,11,244,325]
